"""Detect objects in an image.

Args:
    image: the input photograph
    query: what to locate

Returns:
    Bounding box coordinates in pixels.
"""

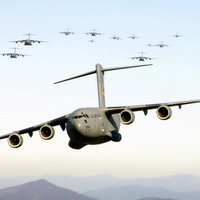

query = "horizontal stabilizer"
[54,63,152,84]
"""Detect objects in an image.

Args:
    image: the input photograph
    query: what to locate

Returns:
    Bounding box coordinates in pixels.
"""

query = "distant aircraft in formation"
[60,29,74,35]
[128,52,152,61]
[173,33,182,38]
[128,35,138,39]
[0,47,27,58]
[88,39,95,43]
[155,42,169,48]
[147,42,169,48]
[110,35,121,40]
[0,63,199,150]
[10,33,46,46]
[2,30,182,61]
[86,29,102,36]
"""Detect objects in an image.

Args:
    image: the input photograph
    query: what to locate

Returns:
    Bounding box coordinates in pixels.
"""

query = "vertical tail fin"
[54,63,152,108]
[96,64,106,107]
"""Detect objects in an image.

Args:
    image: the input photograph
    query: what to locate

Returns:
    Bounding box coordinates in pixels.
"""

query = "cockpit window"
[83,114,89,118]
[73,114,90,119]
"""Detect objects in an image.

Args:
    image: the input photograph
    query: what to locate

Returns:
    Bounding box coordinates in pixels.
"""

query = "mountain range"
[1,174,200,200]
[1,173,200,193]
[0,179,96,200]
[84,184,200,200]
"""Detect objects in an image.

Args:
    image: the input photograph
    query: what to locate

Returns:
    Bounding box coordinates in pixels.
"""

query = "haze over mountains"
[1,176,200,200]
[0,179,96,200]
[1,173,200,193]
[84,184,200,200]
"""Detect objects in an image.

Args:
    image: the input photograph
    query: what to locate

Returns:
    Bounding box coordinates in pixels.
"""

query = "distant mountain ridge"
[0,173,200,193]
[1,179,200,200]
[0,179,96,200]
[84,184,200,200]
[139,198,179,200]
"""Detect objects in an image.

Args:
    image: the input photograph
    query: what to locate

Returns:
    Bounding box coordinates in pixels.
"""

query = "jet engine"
[39,125,55,140]
[156,105,172,120]
[8,133,23,148]
[119,109,135,125]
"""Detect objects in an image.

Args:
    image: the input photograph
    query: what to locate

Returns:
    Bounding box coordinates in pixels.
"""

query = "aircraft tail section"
[54,63,152,108]
[96,64,106,107]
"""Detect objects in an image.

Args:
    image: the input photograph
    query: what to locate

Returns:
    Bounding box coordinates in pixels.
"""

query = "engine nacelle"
[156,105,172,120]
[119,109,135,125]
[39,125,55,140]
[8,133,23,148]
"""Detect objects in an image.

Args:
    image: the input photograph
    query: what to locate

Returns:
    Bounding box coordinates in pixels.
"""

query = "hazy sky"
[0,0,200,179]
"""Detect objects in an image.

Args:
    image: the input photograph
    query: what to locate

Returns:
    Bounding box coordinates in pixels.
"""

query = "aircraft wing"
[0,114,70,140]
[0,53,10,56]
[128,57,139,59]
[144,57,152,60]
[106,99,200,115]
[10,40,26,43]
[31,40,46,43]
[15,53,26,57]
[0,53,23,57]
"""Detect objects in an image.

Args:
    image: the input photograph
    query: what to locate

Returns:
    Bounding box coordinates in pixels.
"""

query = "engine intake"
[119,109,135,125]
[39,125,55,140]
[157,105,172,120]
[8,133,23,148]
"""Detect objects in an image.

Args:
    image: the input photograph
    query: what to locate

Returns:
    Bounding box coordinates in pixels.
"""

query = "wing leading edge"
[0,114,69,140]
[106,99,200,115]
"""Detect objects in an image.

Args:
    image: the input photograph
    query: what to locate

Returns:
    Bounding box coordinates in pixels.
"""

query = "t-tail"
[54,63,152,108]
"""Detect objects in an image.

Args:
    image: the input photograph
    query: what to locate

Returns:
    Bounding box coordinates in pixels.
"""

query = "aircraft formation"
[0,28,198,150]
[1,29,181,61]
[59,29,181,61]
[0,33,46,58]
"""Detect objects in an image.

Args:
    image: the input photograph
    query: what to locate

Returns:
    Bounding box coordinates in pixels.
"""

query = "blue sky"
[0,0,200,178]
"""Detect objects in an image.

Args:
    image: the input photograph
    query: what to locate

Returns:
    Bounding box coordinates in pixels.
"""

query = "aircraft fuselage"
[10,54,17,58]
[66,107,121,149]
[24,40,32,45]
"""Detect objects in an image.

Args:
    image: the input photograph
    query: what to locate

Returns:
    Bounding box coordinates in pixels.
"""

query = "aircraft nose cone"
[73,120,84,133]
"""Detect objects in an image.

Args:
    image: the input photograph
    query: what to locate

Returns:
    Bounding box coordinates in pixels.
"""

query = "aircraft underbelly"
[67,119,111,145]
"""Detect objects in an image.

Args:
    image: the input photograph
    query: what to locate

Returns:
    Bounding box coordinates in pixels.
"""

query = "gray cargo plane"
[11,33,46,46]
[147,42,168,48]
[128,52,152,61]
[155,42,169,48]
[0,64,199,149]
[0,47,27,58]
[128,34,138,39]
[110,35,121,40]
[60,29,74,35]
[86,29,102,36]
[173,33,182,38]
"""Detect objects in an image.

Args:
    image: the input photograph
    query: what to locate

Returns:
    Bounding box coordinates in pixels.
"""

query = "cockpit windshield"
[73,114,89,119]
